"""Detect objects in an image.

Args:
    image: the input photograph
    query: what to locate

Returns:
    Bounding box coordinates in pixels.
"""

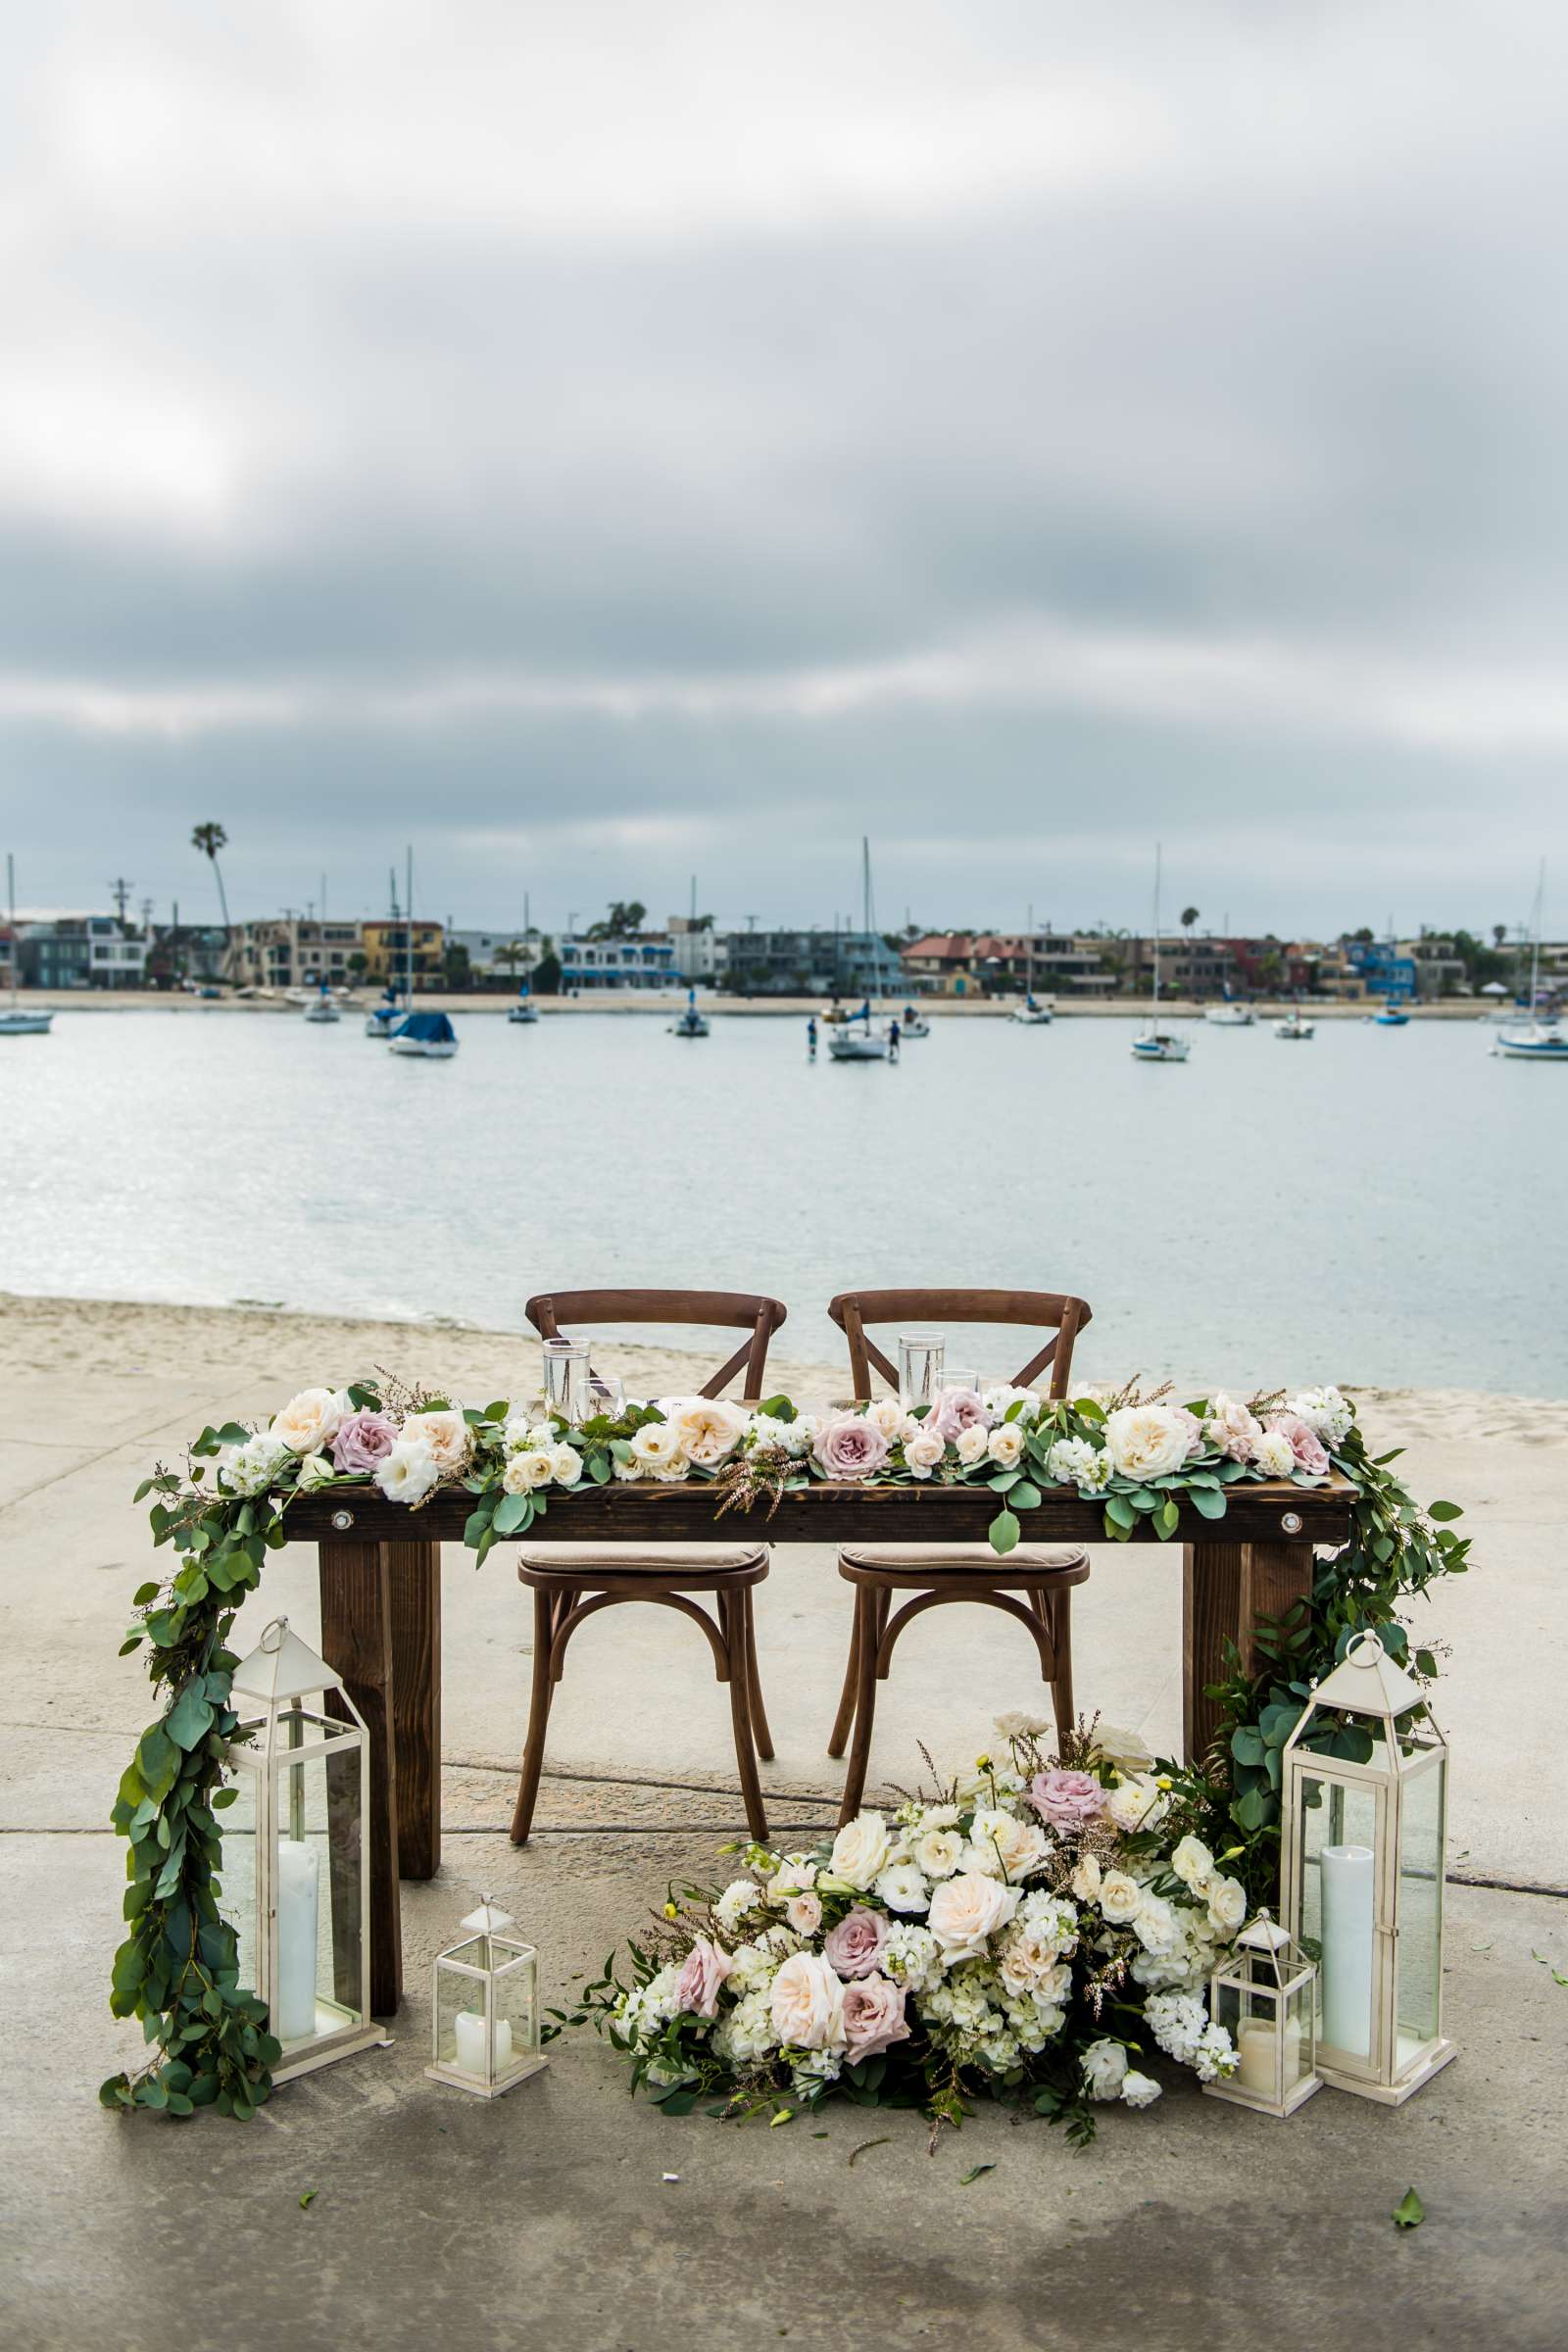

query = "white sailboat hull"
[1132,1032,1189,1062]
[1204,1004,1254,1026]
[1494,1027,1568,1060]
[827,1029,888,1060]
[508,1004,540,1024]
[0,1010,53,1036]
[1010,1006,1053,1025]
[388,1036,459,1057]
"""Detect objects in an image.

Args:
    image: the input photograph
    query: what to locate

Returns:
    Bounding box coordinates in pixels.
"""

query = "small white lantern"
[1203,1910,1320,2117]
[220,1617,390,2082]
[427,1896,548,2098]
[1282,1630,1455,2105]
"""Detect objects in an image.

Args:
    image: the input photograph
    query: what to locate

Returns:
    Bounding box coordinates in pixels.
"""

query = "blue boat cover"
[393,1012,457,1043]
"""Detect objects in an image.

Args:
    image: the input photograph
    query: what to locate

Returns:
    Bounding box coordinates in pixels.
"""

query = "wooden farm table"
[286,1475,1353,2015]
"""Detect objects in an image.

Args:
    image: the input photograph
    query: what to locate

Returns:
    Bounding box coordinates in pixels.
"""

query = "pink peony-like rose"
[841,1974,910,2061]
[332,1408,400,1474]
[1265,1412,1330,1477]
[1028,1769,1105,1832]
[1172,1406,1206,1459]
[823,1905,889,1979]
[673,1935,734,2019]
[812,1413,892,1483]
[929,1386,989,1440]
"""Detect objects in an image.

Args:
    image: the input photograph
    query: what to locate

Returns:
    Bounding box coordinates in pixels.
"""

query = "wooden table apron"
[292,1478,1352,2017]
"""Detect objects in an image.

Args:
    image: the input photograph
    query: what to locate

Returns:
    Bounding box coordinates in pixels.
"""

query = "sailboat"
[1131,846,1189,1062]
[388,846,459,1057]
[1274,1008,1315,1041]
[365,987,404,1039]
[828,842,891,1061]
[1010,910,1053,1023]
[899,1002,931,1039]
[0,857,52,1036]
[303,978,340,1023]
[669,986,710,1038]
[1494,862,1566,1060]
[508,978,540,1025]
[1205,985,1254,1027]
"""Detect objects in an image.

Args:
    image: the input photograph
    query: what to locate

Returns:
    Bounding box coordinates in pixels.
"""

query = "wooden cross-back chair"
[830,1287,1092,1402]
[823,1285,1095,1824]
[509,1288,789,1847]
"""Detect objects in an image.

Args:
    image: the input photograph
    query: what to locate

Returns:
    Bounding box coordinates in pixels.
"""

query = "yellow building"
[361,919,445,989]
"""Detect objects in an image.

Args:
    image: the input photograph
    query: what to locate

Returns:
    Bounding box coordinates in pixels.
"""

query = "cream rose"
[829,1812,893,1890]
[1170,1835,1215,1894]
[1069,1851,1102,1903]
[405,1407,470,1473]
[768,1951,847,2051]
[629,1421,685,1472]
[902,1427,946,1479]
[912,1826,964,1879]
[1102,1404,1192,1482]
[1097,1869,1143,1926]
[962,1807,1050,1883]
[1206,1875,1248,1935]
[674,1398,748,1466]
[986,1423,1026,1469]
[926,1872,1020,1961]
[373,1436,441,1505]
[503,1447,555,1493]
[270,1387,344,1456]
[955,1423,990,1466]
[1104,1774,1170,1835]
[1081,2036,1129,2101]
[550,1444,584,1486]
[864,1397,917,1443]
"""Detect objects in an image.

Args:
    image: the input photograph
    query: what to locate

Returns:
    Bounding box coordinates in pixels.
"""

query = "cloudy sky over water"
[4,2,1567,938]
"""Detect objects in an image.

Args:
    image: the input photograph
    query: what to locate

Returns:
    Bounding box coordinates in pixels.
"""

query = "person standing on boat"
[807,1015,817,1060]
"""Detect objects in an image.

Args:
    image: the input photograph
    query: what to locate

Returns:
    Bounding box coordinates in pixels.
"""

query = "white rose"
[503,1447,556,1493]
[1120,2070,1161,2109]
[864,1396,916,1442]
[674,1398,748,1466]
[1133,1892,1181,1957]
[629,1421,685,1471]
[1092,1724,1155,1773]
[874,1861,930,1914]
[986,1423,1026,1470]
[1170,1835,1215,1894]
[1081,2037,1129,2101]
[1102,1404,1191,1482]
[1069,1852,1102,1903]
[1098,1869,1143,1926]
[405,1407,470,1472]
[1250,1429,1297,1479]
[549,1444,584,1486]
[955,1423,990,1466]
[612,1458,642,1482]
[829,1812,893,1890]
[296,1451,335,1492]
[902,1427,946,1479]
[1206,1875,1248,1936]
[270,1387,344,1455]
[926,1872,1020,1961]
[374,1436,441,1505]
[962,1807,1051,1883]
[768,1951,846,2051]
[912,1826,964,1880]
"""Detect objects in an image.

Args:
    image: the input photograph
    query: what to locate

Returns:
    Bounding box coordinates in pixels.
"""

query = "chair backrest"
[827,1287,1092,1399]
[524,1290,788,1400]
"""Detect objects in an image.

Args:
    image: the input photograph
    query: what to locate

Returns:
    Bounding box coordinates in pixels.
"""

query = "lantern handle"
[258,1617,289,1652]
[1345,1629,1387,1666]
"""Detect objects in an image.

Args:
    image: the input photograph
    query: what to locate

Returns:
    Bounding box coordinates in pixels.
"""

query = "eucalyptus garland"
[102,1377,1468,2118]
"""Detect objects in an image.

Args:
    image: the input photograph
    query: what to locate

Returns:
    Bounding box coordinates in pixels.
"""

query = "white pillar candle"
[455,2008,513,2077]
[1320,1842,1375,2057]
[1237,2014,1300,2097]
[275,1837,319,2043]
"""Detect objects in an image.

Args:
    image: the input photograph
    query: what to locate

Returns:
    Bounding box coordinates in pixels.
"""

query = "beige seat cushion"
[515,1541,768,1576]
[839,1543,1087,1575]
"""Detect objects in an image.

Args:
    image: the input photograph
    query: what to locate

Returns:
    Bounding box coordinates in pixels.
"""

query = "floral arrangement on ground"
[104,1373,1469,2121]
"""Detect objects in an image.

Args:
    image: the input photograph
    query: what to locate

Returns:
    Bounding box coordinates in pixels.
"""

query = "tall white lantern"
[1282,1630,1455,2105]
[220,1617,390,2083]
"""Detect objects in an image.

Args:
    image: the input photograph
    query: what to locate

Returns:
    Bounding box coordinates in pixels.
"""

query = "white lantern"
[427,1897,548,2098]
[1203,1911,1320,2117]
[1282,1630,1455,2105]
[220,1617,390,2082]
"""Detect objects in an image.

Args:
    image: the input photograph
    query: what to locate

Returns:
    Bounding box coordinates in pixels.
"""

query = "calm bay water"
[2,1009,1564,1396]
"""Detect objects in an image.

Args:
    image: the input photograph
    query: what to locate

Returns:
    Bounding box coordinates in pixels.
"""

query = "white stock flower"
[1205,1875,1248,1936]
[674,1398,748,1466]
[503,1447,555,1494]
[1121,2071,1162,2109]
[1102,1405,1192,1482]
[983,1385,1039,1423]
[550,1444,584,1486]
[961,1808,1051,1883]
[216,1432,290,1496]
[926,1872,1020,1961]
[373,1437,441,1505]
[1250,1429,1297,1479]
[1097,1869,1143,1927]
[1104,1775,1170,1835]
[986,1423,1026,1470]
[902,1426,946,1478]
[829,1812,893,1890]
[1170,1835,1215,1894]
[748,1412,811,1458]
[712,1880,761,1936]
[769,1951,847,2051]
[1081,2038,1129,2101]
[1047,1437,1111,1492]
[883,1923,943,1994]
[270,1388,344,1455]
[405,1407,470,1472]
[911,1826,965,1880]
[875,1861,931,1914]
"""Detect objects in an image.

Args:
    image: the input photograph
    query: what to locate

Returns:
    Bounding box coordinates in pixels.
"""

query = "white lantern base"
[1317,2035,1455,2106]
[425,2052,550,2100]
[272,2020,393,2085]
[1201,2069,1322,2119]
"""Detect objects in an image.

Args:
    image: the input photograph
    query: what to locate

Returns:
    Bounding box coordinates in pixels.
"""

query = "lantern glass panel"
[493,1943,541,2071]
[273,1723,366,2047]
[1395,1760,1445,2065]
[1296,1769,1380,2064]
[435,1951,493,2079]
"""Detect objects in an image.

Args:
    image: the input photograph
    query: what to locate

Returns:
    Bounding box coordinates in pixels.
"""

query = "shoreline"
[9,989,1500,1019]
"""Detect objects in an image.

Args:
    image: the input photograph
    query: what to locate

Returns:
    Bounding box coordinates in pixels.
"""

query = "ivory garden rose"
[926,1872,1020,1961]
[769,1952,846,2051]
[270,1388,344,1455]
[1102,1404,1194,1482]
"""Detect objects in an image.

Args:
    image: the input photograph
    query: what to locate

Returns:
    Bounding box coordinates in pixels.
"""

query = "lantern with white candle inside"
[1202,1911,1320,2118]
[427,1897,547,2098]
[1282,1630,1455,2104]
[220,1617,389,2083]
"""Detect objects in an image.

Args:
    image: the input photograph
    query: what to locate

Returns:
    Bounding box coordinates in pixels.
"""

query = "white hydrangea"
[790,2048,843,2092]
[983,1385,1041,1424]
[883,1923,943,1995]
[726,1940,783,1996]
[711,1986,777,2068]
[215,1432,291,1497]
[713,1879,763,1936]
[1286,1385,1354,1448]
[1047,1437,1112,1493]
[618,1960,686,2045]
[747,1412,812,1458]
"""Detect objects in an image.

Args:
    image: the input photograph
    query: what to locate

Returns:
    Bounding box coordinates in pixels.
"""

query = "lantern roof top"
[230,1616,343,1706]
[1308,1629,1424,1720]
[1237,1911,1293,1955]
[462,1896,515,1937]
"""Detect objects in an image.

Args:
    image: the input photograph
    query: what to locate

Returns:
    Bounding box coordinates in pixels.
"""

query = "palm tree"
[1180,906,1200,936]
[191,822,231,977]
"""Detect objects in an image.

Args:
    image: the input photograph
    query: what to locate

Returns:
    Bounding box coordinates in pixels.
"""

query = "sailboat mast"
[7,854,16,1009]
[1026,902,1034,1000]
[1152,844,1162,1011]
[405,846,414,1004]
[1530,858,1544,1015]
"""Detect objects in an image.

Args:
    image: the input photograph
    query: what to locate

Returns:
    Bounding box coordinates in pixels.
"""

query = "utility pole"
[109,876,132,921]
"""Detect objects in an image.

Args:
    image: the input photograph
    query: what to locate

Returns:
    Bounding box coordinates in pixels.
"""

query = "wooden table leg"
[1183,1539,1316,1764]
[388,1539,442,1881]
[318,1540,403,2017]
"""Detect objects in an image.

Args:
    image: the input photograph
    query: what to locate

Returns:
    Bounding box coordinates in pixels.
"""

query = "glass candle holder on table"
[896,1335,945,1410]
[541,1338,592,1425]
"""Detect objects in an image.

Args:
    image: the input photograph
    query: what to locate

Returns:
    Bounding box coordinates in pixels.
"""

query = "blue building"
[560,932,678,990]
[1343,938,1417,1002]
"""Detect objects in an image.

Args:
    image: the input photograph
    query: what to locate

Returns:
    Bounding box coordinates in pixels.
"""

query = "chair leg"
[1041,1585,1075,1735]
[743,1588,774,1762]
[510,1587,562,1844]
[827,1592,862,1759]
[837,1586,882,1825]
[719,1591,770,1845]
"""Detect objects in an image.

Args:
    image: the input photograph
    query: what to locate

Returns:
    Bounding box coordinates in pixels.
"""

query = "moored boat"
[1132,846,1190,1063]
[508,981,540,1025]
[900,1003,931,1038]
[1,856,52,1036]
[1493,1024,1568,1060]
[365,988,404,1038]
[1205,1000,1254,1027]
[1274,1011,1315,1040]
[669,987,710,1038]
[389,1011,459,1058]
[303,982,340,1024]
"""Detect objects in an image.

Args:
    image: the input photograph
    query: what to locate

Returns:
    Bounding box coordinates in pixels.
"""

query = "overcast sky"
[3,2,1566,939]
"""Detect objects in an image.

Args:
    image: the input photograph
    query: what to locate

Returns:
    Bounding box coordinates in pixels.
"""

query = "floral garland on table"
[574,1718,1249,2143]
[104,1373,1470,2122]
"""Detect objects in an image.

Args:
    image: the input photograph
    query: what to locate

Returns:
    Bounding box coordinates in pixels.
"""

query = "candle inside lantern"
[275,1836,319,2042]
[1319,1842,1375,2057]
[1236,2014,1300,2096]
[454,2008,513,2077]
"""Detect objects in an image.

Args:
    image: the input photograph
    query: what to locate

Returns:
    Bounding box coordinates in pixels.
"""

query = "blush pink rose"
[929,1386,988,1440]
[822,1905,889,1979]
[1028,1769,1105,1832]
[331,1408,400,1474]
[673,1935,734,2019]
[841,1973,910,2061]
[1265,1413,1330,1477]
[813,1414,892,1483]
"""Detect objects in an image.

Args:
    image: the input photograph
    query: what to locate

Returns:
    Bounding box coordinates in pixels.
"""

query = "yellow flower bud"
[1155,1775,1173,1791]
